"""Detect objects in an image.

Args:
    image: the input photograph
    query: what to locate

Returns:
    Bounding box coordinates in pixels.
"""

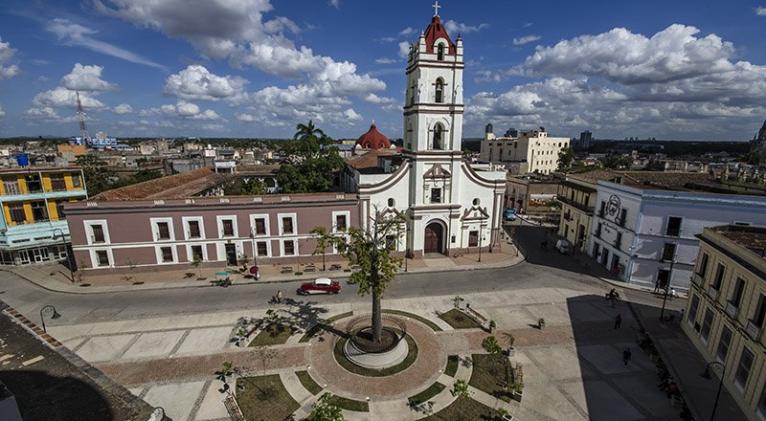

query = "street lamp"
[701,361,726,421]
[52,228,74,282]
[39,305,61,333]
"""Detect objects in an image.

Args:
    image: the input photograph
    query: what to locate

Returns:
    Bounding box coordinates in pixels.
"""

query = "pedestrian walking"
[653,279,660,294]
[276,290,283,304]
[622,347,632,366]
[614,314,622,329]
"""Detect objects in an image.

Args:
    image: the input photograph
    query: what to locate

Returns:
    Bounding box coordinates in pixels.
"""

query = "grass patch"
[469,354,512,403]
[408,382,446,406]
[382,309,443,331]
[333,334,418,377]
[438,308,482,329]
[249,323,297,347]
[327,395,369,412]
[445,355,459,377]
[236,375,299,421]
[295,371,322,395]
[422,396,504,421]
[299,311,354,343]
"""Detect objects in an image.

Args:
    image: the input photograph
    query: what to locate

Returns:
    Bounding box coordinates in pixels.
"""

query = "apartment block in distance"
[0,167,87,264]
[480,124,569,175]
[683,225,766,421]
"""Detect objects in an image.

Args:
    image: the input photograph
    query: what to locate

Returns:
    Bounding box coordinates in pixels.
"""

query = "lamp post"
[702,361,725,421]
[39,305,61,333]
[52,228,74,282]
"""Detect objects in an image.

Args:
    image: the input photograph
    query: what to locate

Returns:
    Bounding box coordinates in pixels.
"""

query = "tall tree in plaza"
[331,212,403,343]
[277,121,344,193]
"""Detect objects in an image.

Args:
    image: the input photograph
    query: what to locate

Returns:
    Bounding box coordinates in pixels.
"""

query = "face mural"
[606,195,622,221]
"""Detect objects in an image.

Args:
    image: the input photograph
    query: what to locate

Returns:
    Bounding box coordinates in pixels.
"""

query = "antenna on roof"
[76,91,89,142]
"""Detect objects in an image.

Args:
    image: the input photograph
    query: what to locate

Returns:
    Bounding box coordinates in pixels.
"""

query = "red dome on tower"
[424,15,456,54]
[355,123,392,150]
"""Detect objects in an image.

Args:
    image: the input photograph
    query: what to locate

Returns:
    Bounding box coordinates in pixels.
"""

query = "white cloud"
[143,100,222,121]
[364,93,396,105]
[757,6,766,16]
[329,0,340,8]
[165,65,248,102]
[399,41,411,59]
[0,104,5,119]
[444,20,489,34]
[513,35,541,46]
[93,0,386,129]
[343,108,362,122]
[32,87,105,109]
[399,27,416,37]
[25,106,61,120]
[113,103,133,114]
[46,18,166,70]
[467,24,766,139]
[61,63,116,91]
[0,37,19,79]
[375,58,398,64]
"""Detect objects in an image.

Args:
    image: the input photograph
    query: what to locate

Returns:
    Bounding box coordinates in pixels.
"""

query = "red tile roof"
[355,124,392,150]
[424,15,455,54]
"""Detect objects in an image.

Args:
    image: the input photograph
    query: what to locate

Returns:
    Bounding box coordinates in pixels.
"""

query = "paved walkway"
[631,302,748,421]
[6,246,522,294]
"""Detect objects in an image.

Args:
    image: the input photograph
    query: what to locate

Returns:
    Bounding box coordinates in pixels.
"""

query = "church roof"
[355,123,392,150]
[424,15,456,54]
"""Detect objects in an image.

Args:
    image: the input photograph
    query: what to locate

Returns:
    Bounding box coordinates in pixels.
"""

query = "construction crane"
[75,91,89,143]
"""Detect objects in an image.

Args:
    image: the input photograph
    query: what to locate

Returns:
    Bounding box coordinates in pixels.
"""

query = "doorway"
[424,221,445,254]
[225,243,237,266]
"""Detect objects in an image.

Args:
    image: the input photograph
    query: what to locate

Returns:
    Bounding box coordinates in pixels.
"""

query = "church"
[65,5,507,274]
[344,4,507,257]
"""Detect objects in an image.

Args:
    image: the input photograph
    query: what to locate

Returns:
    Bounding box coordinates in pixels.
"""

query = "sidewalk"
[5,246,523,294]
[630,302,748,421]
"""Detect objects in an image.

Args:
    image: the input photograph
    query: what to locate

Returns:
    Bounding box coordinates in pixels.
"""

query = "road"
[0,224,684,326]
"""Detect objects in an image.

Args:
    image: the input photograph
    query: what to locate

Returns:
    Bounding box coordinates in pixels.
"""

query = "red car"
[298,277,341,295]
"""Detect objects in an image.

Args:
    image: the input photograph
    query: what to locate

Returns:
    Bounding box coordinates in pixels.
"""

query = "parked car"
[297,277,341,295]
[503,208,517,221]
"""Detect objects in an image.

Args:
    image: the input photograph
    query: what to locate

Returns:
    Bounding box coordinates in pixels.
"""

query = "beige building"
[683,225,766,421]
[480,125,569,175]
[556,170,615,252]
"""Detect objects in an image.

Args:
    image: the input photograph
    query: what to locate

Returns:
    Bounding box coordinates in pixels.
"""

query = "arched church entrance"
[424,221,446,255]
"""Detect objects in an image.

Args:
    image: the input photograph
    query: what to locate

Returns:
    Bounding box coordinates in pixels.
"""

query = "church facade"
[65,7,506,274]
[349,9,506,257]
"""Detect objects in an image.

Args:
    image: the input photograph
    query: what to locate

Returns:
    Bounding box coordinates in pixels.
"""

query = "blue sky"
[0,0,765,141]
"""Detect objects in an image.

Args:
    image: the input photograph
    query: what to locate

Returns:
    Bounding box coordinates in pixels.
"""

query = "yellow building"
[556,170,614,252]
[0,167,87,265]
[684,225,766,421]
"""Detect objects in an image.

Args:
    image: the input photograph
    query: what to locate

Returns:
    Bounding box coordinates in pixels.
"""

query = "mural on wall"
[606,195,622,222]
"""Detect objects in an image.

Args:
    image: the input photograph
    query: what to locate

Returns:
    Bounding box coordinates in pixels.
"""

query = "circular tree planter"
[343,326,409,370]
[333,328,419,377]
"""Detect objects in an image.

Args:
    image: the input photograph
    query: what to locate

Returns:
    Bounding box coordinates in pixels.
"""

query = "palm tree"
[311,226,333,271]
[294,120,325,140]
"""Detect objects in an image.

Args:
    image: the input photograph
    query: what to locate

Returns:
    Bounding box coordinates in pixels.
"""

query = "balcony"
[557,195,593,214]
[691,273,704,287]
[707,287,719,300]
[745,321,761,340]
[724,302,738,318]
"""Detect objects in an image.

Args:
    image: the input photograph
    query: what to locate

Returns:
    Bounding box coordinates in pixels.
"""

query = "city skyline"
[0,0,765,140]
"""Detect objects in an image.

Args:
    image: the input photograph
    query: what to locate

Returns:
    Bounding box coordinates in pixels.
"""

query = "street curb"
[4,250,525,296]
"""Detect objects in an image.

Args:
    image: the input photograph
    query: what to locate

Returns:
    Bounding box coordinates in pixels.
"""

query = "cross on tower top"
[432,1,441,16]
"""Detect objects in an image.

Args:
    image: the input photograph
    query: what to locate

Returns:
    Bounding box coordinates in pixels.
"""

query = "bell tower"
[403,5,464,153]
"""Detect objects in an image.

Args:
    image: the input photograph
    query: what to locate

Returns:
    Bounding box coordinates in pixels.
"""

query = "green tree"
[451,379,471,398]
[76,154,116,195]
[191,255,203,279]
[277,121,344,193]
[310,225,334,271]
[309,393,345,421]
[330,212,403,343]
[602,154,632,169]
[557,147,574,171]
[482,336,502,355]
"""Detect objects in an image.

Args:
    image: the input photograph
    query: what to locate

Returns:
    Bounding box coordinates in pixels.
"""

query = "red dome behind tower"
[355,123,392,150]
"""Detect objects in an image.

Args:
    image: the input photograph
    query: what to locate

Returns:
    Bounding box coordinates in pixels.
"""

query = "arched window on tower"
[435,78,444,103]
[433,123,444,150]
[437,43,445,61]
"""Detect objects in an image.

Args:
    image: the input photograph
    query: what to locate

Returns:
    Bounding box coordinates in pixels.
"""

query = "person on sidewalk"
[622,347,632,366]
[276,290,283,304]
[614,314,622,329]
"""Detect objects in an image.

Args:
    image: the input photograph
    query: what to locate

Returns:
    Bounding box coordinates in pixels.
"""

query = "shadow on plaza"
[510,224,616,280]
